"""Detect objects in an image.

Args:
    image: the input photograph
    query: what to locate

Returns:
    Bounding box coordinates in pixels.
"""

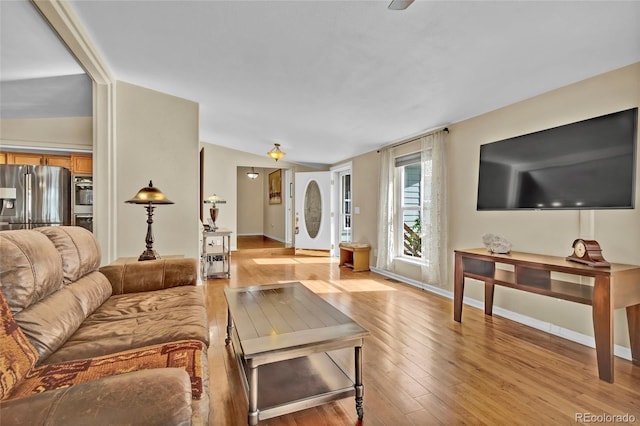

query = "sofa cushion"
[37,226,101,284]
[0,231,63,315]
[100,258,198,295]
[44,286,209,364]
[0,369,195,426]
[14,272,112,364]
[0,283,39,400]
[11,340,206,400]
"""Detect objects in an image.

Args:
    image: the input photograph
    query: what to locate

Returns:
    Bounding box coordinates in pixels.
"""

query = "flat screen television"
[477,108,638,210]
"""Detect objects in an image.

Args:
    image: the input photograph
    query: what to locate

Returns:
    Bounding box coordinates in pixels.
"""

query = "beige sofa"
[0,226,210,425]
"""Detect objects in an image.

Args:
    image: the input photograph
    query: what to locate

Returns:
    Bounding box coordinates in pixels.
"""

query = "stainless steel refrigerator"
[0,165,71,230]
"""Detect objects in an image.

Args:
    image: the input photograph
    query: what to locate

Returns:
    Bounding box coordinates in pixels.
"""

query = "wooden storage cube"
[339,243,370,272]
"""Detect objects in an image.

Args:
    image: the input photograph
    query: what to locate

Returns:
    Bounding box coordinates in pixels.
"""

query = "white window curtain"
[421,130,447,285]
[376,129,448,284]
[376,147,395,271]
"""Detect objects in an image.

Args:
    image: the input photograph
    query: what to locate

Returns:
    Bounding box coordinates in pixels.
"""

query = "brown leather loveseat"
[0,226,209,425]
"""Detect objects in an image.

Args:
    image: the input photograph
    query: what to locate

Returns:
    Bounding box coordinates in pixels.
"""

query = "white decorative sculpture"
[482,233,512,254]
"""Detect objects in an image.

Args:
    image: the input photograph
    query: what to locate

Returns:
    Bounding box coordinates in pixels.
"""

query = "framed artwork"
[268,169,282,204]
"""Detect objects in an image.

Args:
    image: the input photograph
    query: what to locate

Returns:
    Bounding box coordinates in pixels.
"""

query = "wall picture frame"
[269,169,282,204]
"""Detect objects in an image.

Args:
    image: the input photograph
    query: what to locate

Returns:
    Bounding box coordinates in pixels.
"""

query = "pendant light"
[247,167,259,179]
[267,143,286,161]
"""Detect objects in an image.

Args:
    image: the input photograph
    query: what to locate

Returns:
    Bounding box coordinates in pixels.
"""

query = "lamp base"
[209,207,219,229]
[138,249,160,261]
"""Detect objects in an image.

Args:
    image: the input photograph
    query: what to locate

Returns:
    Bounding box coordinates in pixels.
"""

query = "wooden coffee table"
[224,282,369,425]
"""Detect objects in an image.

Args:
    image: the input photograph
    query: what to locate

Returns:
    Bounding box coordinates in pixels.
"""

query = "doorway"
[331,162,353,257]
[236,165,291,251]
[292,164,353,256]
[294,171,332,251]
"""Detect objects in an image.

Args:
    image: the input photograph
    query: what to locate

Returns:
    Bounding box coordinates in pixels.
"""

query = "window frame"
[395,153,425,263]
[339,171,352,243]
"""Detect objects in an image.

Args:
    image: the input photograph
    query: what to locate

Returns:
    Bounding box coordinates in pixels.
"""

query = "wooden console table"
[454,248,640,383]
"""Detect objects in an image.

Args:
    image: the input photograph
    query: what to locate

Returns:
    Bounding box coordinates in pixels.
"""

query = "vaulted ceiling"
[2,1,640,166]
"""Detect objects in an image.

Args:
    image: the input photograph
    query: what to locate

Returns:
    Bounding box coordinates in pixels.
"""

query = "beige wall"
[116,81,200,259]
[237,166,265,235]
[0,117,92,151]
[263,168,286,242]
[348,62,640,348]
[448,62,640,346]
[350,151,380,258]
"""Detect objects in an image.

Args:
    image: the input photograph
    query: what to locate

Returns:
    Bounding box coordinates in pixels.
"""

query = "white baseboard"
[371,266,632,361]
[236,233,263,236]
[371,266,453,298]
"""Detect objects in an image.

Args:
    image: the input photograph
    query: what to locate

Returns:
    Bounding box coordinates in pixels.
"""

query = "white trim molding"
[33,0,117,263]
[330,161,353,173]
[371,266,633,361]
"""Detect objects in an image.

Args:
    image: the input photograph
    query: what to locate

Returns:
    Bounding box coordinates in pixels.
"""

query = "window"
[377,131,445,283]
[340,172,352,243]
[395,151,431,261]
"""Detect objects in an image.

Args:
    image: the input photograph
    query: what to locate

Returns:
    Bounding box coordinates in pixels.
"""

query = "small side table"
[202,228,232,279]
[339,243,370,272]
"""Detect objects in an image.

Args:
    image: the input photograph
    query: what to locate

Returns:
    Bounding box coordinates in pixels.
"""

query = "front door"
[294,171,332,250]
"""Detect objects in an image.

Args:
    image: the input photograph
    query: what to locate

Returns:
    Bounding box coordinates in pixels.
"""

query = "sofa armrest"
[0,369,193,426]
[100,258,198,295]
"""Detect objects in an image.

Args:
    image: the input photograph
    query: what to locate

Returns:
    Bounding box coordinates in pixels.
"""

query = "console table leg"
[248,365,259,426]
[354,345,364,420]
[454,253,464,322]
[627,304,640,366]
[484,282,495,316]
[225,308,233,346]
[592,276,614,383]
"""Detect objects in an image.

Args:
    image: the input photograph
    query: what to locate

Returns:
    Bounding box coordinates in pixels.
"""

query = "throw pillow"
[0,282,39,400]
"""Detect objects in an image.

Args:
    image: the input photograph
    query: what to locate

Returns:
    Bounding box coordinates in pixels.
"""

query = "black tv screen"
[477,108,638,210]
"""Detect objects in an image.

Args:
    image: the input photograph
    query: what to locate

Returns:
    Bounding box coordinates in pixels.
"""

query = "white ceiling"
[0,0,84,81]
[0,1,91,119]
[3,1,640,166]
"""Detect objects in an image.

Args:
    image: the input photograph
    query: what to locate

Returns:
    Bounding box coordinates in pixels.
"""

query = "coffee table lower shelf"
[224,283,368,424]
[233,349,356,422]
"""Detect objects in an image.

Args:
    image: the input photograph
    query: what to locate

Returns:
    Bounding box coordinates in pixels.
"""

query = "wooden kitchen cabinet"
[0,151,91,173]
[1,152,72,169]
[6,152,43,166]
[44,154,72,169]
[71,154,93,175]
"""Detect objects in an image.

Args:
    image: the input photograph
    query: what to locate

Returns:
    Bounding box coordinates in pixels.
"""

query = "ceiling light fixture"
[247,167,259,179]
[267,143,286,162]
[388,0,415,10]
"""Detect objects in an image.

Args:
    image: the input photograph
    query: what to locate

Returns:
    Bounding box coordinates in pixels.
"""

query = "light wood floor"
[204,253,640,425]
[237,235,286,250]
